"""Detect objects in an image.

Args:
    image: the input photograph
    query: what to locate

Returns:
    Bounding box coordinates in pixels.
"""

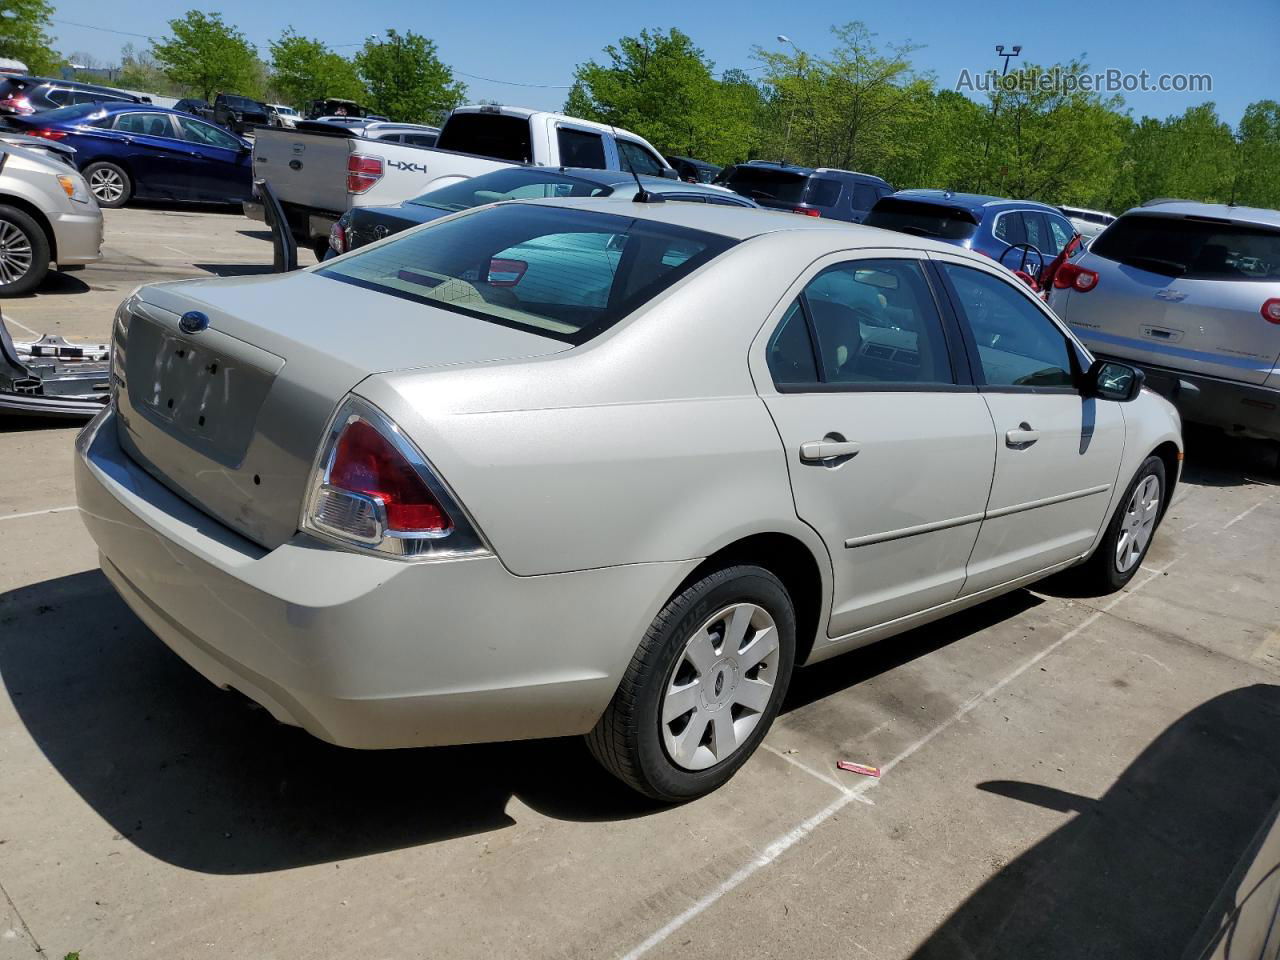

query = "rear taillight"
[303,396,487,559]
[29,128,68,140]
[1262,298,1280,325]
[346,153,383,194]
[1053,262,1099,292]
[0,95,33,114]
[328,218,347,254]
[487,257,527,286]
[791,207,821,217]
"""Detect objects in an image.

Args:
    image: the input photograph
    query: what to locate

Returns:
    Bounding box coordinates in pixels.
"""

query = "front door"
[755,253,996,638]
[934,256,1125,593]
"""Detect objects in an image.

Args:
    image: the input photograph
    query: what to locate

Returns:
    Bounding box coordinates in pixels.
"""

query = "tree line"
[7,5,1276,212]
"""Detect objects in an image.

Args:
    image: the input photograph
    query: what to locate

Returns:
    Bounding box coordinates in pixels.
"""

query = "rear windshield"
[436,112,533,164]
[864,197,980,241]
[1090,214,1280,281]
[724,167,810,205]
[12,103,105,125]
[408,168,612,213]
[317,203,737,344]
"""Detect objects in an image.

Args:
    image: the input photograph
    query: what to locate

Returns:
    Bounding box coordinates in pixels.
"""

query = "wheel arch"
[1151,439,1181,520]
[0,193,56,262]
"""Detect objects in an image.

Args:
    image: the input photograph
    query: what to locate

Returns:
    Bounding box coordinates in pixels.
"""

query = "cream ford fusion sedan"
[75,196,1182,801]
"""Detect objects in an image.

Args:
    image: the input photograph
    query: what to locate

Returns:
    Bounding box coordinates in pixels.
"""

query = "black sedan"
[325,166,758,258]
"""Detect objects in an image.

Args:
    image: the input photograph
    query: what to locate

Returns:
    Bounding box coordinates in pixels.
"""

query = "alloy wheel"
[0,219,33,286]
[88,168,125,204]
[1116,474,1161,573]
[661,602,780,771]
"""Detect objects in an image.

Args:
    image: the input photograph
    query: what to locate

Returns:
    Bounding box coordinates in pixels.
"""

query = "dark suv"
[0,75,144,116]
[717,162,893,222]
[173,98,216,122]
[213,94,270,134]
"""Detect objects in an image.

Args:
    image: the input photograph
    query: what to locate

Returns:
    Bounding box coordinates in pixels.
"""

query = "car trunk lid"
[114,271,568,549]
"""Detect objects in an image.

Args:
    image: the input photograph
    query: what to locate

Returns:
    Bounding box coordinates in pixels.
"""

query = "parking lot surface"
[1,207,1278,959]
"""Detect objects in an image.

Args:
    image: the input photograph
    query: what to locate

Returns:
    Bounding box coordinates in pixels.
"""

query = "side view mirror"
[659,167,680,180]
[1087,359,1144,402]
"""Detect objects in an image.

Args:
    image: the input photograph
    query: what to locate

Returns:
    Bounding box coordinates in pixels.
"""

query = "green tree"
[1234,100,1280,208]
[151,11,261,102]
[354,30,465,124]
[269,29,365,109]
[0,0,61,75]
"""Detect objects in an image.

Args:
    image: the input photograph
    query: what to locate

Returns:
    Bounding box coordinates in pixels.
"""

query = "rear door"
[1064,213,1280,386]
[754,251,996,637]
[935,255,1125,591]
[109,111,190,198]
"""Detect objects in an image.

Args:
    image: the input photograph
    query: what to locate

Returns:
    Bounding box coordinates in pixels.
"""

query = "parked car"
[716,162,892,223]
[1060,204,1116,240]
[5,102,252,207]
[0,74,144,116]
[213,94,270,135]
[325,164,758,257]
[304,98,371,120]
[0,130,77,167]
[266,104,300,129]
[1047,200,1280,442]
[250,104,675,257]
[0,139,101,296]
[865,190,1080,285]
[665,155,721,184]
[76,197,1181,801]
[173,98,215,122]
[323,120,440,146]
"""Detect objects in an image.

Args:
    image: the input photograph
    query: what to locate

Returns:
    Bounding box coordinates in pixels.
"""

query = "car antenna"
[610,123,664,204]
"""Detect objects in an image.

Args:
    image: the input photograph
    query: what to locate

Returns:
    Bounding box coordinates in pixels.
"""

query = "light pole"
[777,34,802,166]
[978,43,1021,192]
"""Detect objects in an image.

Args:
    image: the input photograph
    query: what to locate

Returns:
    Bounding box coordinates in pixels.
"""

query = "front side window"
[175,115,241,149]
[766,259,955,388]
[1022,212,1049,253]
[1046,215,1074,254]
[557,127,607,169]
[617,140,665,177]
[318,203,736,344]
[940,264,1075,388]
[114,112,175,138]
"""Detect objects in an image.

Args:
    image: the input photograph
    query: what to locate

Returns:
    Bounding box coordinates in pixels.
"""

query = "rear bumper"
[1101,355,1280,441]
[75,406,694,749]
[50,206,103,266]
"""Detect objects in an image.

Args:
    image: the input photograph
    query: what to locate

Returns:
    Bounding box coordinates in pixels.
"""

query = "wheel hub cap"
[1115,474,1161,573]
[661,602,779,771]
[0,221,33,285]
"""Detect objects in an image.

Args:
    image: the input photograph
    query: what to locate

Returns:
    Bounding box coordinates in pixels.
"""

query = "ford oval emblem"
[179,311,210,334]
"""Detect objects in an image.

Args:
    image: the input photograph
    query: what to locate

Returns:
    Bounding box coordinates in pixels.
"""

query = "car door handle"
[800,439,861,463]
[1005,423,1040,447]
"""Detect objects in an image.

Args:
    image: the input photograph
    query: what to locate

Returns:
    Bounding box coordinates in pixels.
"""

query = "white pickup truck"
[248,104,675,256]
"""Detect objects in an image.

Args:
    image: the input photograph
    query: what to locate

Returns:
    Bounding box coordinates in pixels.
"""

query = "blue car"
[865,190,1080,284]
[6,102,252,208]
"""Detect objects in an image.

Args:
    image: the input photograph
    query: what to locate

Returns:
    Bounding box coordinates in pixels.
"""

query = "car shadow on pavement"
[0,569,660,874]
[20,270,93,298]
[1181,425,1279,487]
[909,683,1280,959]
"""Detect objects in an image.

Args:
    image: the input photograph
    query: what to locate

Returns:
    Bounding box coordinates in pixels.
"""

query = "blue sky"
[48,0,1276,124]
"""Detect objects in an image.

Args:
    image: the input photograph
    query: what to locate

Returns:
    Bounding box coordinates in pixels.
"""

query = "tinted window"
[864,198,980,241]
[1046,215,1074,255]
[1090,214,1280,280]
[557,127,607,169]
[1022,212,1049,253]
[724,167,808,205]
[436,113,533,163]
[175,115,241,149]
[318,204,736,344]
[72,89,129,105]
[806,178,841,206]
[767,300,819,385]
[402,133,437,147]
[114,112,174,137]
[994,212,1025,245]
[850,183,879,211]
[46,88,69,105]
[941,264,1075,388]
[408,168,611,213]
[617,140,665,176]
[797,259,954,385]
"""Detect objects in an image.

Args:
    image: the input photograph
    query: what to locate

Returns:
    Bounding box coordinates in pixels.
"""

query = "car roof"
[512,195,979,252]
[890,189,1065,216]
[1123,200,1280,230]
[13,74,140,96]
[728,162,888,183]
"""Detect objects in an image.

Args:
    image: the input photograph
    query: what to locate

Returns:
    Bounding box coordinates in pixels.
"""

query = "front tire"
[587,565,796,801]
[1079,455,1166,592]
[0,205,51,297]
[83,162,132,208]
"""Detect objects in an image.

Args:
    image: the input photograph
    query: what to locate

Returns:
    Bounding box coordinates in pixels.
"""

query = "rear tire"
[0,205,51,297]
[83,162,131,208]
[1077,455,1166,592]
[587,565,796,802]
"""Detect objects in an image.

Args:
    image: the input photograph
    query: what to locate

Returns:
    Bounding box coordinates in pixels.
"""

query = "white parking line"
[1221,499,1268,531]
[618,563,1174,960]
[760,743,873,803]
[2,315,41,338]
[0,506,78,523]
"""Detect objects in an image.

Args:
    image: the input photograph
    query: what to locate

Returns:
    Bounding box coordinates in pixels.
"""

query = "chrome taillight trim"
[300,394,491,561]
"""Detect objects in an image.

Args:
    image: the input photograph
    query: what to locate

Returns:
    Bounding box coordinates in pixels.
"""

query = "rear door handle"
[1005,423,1040,447]
[800,439,861,463]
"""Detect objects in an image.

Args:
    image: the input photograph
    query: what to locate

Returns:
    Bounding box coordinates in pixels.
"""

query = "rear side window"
[994,212,1026,245]
[806,178,841,207]
[1090,214,1280,280]
[850,183,879,211]
[114,112,174,137]
[557,127,606,169]
[437,112,533,163]
[865,198,980,242]
[317,203,736,344]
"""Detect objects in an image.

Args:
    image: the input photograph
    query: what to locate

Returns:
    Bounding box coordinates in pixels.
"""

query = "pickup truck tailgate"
[252,128,352,213]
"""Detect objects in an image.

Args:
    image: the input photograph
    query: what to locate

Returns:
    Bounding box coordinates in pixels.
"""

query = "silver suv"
[1048,201,1280,441]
